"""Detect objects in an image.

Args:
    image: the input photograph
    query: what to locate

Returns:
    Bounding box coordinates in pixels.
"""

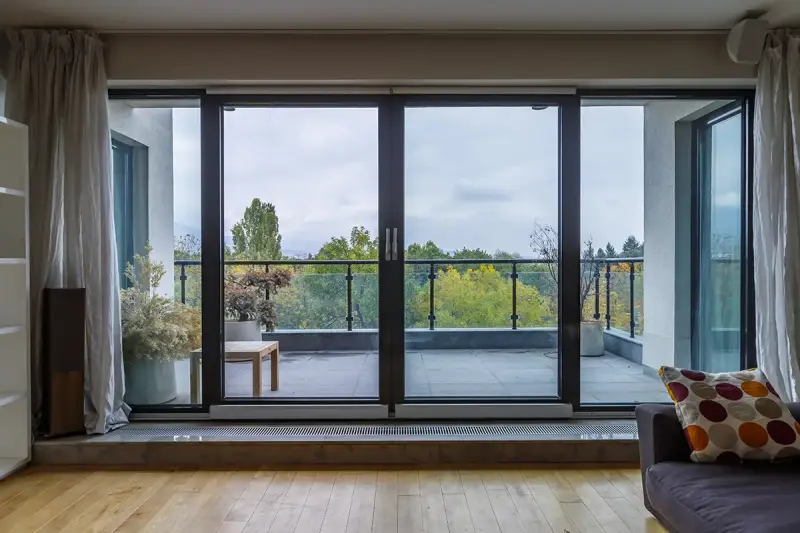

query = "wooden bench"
[190,341,279,402]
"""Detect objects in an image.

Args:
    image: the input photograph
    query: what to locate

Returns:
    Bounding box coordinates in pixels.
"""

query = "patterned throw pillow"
[659,366,800,463]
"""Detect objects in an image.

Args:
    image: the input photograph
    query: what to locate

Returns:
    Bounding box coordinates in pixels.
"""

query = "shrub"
[121,244,201,362]
[224,268,293,331]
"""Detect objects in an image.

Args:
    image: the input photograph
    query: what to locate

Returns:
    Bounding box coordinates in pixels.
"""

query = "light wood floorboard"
[0,468,668,533]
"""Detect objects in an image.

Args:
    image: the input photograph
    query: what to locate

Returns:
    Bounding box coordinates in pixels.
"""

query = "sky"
[172,104,650,258]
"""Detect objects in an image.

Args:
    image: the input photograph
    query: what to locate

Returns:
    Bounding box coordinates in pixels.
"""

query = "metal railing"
[175,257,645,338]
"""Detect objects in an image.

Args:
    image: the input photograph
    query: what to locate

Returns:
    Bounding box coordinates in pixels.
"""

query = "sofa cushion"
[658,366,800,463]
[646,462,800,533]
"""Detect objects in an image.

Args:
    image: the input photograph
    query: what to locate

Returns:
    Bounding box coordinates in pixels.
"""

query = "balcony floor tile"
[169,348,670,405]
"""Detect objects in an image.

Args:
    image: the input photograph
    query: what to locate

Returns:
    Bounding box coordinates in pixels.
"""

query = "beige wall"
[103,33,755,87]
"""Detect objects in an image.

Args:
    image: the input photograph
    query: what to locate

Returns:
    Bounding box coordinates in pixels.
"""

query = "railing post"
[605,262,611,330]
[179,264,187,305]
[511,262,518,330]
[428,262,436,330]
[629,261,636,338]
[346,263,354,332]
[593,262,600,321]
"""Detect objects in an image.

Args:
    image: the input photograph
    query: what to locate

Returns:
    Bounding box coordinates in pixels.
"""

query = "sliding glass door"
[202,94,580,418]
[115,89,752,417]
[213,99,387,415]
[387,97,580,417]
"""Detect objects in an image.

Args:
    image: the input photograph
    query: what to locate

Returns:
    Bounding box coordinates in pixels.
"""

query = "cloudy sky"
[173,104,650,257]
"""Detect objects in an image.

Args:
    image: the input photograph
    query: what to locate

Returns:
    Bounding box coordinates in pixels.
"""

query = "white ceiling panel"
[0,0,798,32]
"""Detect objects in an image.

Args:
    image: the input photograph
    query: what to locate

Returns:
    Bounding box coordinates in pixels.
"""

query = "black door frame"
[111,87,757,416]
[200,93,582,412]
[387,94,582,411]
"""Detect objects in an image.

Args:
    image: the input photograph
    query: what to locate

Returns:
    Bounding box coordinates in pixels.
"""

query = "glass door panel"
[695,108,743,372]
[402,105,561,400]
[221,105,380,400]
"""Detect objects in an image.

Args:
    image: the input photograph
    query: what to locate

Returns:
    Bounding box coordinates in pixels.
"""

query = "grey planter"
[580,322,605,357]
[124,358,177,405]
[225,320,262,341]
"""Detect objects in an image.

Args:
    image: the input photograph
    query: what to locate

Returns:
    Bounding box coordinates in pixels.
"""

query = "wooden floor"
[0,468,668,532]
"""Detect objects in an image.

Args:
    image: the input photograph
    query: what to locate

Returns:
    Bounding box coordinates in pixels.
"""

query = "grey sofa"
[636,404,800,533]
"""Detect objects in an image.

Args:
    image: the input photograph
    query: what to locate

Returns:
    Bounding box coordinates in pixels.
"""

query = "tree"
[621,235,643,257]
[406,241,448,261]
[231,199,283,260]
[596,248,607,259]
[529,222,598,320]
[411,265,549,328]
[604,242,617,258]
[315,226,378,262]
[174,234,201,260]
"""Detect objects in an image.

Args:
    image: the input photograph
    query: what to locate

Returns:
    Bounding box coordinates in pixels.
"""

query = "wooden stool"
[190,341,279,402]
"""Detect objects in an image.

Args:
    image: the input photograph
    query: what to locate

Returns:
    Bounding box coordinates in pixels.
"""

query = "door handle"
[385,228,391,261]
[392,228,398,260]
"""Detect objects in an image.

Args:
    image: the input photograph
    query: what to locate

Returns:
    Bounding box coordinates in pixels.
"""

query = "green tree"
[604,242,617,258]
[621,235,643,257]
[412,265,548,328]
[406,241,448,261]
[276,227,380,330]
[315,226,378,263]
[231,199,283,260]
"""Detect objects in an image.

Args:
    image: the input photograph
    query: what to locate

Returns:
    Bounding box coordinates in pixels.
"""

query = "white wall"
[103,33,755,86]
[642,101,710,371]
[108,103,174,297]
[0,76,6,116]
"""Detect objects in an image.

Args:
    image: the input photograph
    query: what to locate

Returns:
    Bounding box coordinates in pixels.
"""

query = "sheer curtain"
[5,30,129,433]
[753,30,800,402]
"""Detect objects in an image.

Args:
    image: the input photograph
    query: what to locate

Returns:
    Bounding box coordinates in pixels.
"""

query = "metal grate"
[110,422,637,439]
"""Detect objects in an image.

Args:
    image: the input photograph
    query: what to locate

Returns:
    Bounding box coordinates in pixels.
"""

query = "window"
[111,138,134,286]
[694,105,745,372]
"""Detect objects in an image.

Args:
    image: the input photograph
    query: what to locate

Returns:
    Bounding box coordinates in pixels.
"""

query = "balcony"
[171,258,670,405]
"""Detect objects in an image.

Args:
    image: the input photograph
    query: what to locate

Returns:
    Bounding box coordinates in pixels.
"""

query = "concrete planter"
[580,322,605,357]
[225,320,262,341]
[124,358,177,405]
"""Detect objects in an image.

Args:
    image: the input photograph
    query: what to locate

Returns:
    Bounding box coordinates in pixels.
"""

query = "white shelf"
[0,393,25,409]
[0,187,25,198]
[0,262,27,328]
[0,457,28,481]
[0,117,30,472]
[0,194,26,260]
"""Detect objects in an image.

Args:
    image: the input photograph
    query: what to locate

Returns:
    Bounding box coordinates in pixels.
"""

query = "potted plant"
[224,269,293,341]
[530,222,605,356]
[121,244,201,404]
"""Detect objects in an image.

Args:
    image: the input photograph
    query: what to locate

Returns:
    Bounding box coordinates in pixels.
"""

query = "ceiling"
[0,0,798,32]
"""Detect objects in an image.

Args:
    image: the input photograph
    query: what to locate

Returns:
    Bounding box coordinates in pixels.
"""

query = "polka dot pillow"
[659,366,800,463]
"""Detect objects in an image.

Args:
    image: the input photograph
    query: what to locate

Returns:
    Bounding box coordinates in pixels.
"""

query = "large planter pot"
[124,358,177,405]
[225,320,262,341]
[580,322,605,357]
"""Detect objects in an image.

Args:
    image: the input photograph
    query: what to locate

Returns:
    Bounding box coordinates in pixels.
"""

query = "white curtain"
[754,30,800,402]
[5,30,129,433]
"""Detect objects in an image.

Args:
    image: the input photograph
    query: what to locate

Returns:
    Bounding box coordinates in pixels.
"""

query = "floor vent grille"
[107,422,637,440]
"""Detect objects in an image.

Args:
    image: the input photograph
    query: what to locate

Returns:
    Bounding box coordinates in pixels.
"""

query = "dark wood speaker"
[42,288,85,437]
